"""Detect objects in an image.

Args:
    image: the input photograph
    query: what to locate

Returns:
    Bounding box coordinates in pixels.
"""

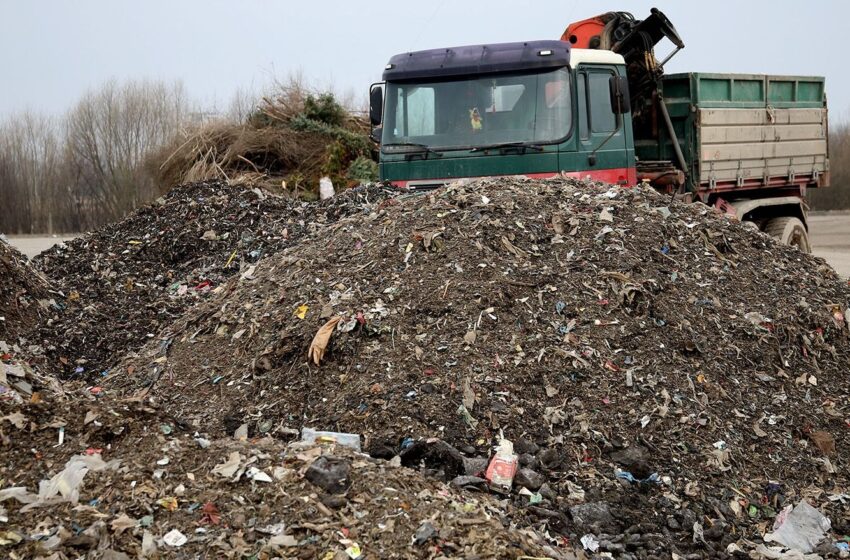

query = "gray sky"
[1,0,848,122]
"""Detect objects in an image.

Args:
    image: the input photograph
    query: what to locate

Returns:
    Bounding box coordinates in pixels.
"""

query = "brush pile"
[150,88,375,196]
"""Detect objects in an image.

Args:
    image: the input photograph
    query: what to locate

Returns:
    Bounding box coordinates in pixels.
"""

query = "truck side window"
[577,73,589,140]
[588,72,616,133]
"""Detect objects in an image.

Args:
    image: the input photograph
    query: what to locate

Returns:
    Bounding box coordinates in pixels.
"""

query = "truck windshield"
[382,67,572,152]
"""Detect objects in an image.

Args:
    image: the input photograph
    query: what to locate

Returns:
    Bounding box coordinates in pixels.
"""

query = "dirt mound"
[29,180,396,379]
[105,178,850,556]
[0,389,555,558]
[0,238,51,344]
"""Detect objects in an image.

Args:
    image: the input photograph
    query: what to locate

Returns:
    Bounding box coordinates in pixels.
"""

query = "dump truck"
[368,8,829,251]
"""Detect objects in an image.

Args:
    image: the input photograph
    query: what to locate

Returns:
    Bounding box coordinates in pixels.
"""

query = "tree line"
[0,80,848,234]
[0,80,190,234]
[808,122,850,211]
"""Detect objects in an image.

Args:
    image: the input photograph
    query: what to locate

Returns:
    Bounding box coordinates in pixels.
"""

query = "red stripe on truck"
[391,167,636,188]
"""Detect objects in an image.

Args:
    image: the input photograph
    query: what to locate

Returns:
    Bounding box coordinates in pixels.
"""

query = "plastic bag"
[765,500,831,554]
[319,177,335,200]
[21,453,118,511]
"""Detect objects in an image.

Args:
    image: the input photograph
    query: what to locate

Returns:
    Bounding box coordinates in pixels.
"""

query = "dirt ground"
[5,211,850,269]
[809,212,850,278]
[5,235,77,258]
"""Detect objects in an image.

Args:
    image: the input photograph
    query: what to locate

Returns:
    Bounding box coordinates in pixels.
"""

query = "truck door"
[575,67,628,177]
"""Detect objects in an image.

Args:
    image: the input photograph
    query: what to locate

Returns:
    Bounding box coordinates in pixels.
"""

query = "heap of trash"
[0,386,555,558]
[0,238,51,344]
[2,177,849,558]
[30,180,396,379]
[108,177,848,557]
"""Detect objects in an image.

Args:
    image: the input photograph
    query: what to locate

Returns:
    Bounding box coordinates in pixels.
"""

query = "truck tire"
[764,217,811,253]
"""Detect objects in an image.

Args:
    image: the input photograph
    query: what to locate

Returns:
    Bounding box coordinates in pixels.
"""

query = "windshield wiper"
[470,142,545,154]
[383,142,444,160]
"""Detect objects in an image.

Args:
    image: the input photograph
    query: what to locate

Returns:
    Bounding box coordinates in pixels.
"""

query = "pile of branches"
[150,86,376,198]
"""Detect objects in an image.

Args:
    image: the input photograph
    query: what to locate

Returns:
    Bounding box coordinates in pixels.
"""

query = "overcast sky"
[1,0,848,122]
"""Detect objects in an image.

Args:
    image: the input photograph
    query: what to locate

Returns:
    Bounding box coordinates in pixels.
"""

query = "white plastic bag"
[21,453,118,511]
[319,176,335,200]
[765,500,831,554]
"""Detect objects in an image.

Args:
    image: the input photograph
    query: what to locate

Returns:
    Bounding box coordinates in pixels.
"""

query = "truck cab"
[370,20,829,252]
[371,41,636,189]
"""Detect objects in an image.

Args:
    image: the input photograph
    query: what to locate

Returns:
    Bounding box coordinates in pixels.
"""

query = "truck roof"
[382,40,572,82]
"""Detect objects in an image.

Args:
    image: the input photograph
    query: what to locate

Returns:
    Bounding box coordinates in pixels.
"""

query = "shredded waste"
[30,180,397,379]
[0,238,52,344]
[2,177,849,558]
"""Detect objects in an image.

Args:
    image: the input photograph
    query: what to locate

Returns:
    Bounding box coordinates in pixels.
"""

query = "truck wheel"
[764,217,811,253]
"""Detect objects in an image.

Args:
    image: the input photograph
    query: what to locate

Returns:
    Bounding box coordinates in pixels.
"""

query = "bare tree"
[0,112,64,233]
[227,86,261,123]
[64,79,190,221]
[809,122,850,210]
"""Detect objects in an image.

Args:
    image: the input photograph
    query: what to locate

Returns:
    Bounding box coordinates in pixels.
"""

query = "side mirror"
[609,75,631,115]
[369,126,382,144]
[369,84,384,126]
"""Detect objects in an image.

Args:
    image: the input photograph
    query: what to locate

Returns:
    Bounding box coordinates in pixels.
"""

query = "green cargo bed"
[634,72,828,194]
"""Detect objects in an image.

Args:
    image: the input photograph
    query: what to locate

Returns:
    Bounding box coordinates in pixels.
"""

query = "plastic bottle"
[485,438,518,493]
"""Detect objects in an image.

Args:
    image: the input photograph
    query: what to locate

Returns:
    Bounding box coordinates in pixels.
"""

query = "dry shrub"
[150,79,373,197]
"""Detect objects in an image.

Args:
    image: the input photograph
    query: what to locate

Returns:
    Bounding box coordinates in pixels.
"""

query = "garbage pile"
[100,177,848,557]
[30,180,397,379]
[0,238,51,344]
[0,388,556,558]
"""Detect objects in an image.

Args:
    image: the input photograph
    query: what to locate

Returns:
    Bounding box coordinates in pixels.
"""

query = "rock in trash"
[514,438,540,456]
[462,456,489,477]
[538,483,557,501]
[320,494,349,509]
[400,439,465,480]
[451,475,487,489]
[305,456,351,494]
[610,445,652,480]
[538,448,563,470]
[366,440,397,460]
[412,520,438,546]
[514,468,546,491]
[570,502,619,534]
